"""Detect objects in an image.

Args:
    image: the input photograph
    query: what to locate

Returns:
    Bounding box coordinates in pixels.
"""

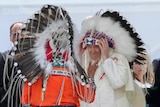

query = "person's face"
[10,23,28,43]
[87,44,101,61]
[132,62,148,76]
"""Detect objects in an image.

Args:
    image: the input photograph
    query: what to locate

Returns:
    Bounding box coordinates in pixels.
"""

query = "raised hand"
[87,60,99,78]
[97,38,109,61]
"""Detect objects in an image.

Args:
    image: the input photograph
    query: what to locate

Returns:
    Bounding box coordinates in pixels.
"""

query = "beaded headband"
[82,30,115,48]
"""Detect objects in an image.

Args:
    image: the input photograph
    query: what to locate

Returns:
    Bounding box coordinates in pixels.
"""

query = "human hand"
[97,38,109,61]
[87,60,99,78]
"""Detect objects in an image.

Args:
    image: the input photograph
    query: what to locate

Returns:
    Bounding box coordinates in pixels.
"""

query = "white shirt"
[134,79,152,88]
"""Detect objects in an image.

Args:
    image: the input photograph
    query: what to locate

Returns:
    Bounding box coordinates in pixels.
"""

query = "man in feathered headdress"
[76,10,147,107]
[2,4,96,107]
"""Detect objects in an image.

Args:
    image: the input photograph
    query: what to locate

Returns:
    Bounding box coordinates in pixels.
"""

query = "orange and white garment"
[21,66,95,107]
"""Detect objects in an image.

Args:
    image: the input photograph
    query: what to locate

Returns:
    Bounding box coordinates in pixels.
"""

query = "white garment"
[134,79,152,88]
[80,53,145,107]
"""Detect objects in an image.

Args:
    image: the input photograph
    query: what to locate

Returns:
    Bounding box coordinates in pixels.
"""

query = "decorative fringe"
[3,4,95,107]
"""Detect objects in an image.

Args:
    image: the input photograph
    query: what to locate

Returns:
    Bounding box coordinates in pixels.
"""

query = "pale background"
[0,0,160,60]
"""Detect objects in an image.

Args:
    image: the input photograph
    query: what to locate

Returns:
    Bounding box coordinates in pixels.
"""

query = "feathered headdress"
[79,10,146,64]
[2,4,91,107]
[12,4,75,87]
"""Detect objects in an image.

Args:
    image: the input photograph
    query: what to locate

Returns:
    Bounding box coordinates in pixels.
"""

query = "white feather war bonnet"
[79,10,146,64]
[1,4,80,106]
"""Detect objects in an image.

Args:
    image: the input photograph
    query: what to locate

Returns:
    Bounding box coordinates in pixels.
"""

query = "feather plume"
[78,10,146,63]
[3,5,91,107]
